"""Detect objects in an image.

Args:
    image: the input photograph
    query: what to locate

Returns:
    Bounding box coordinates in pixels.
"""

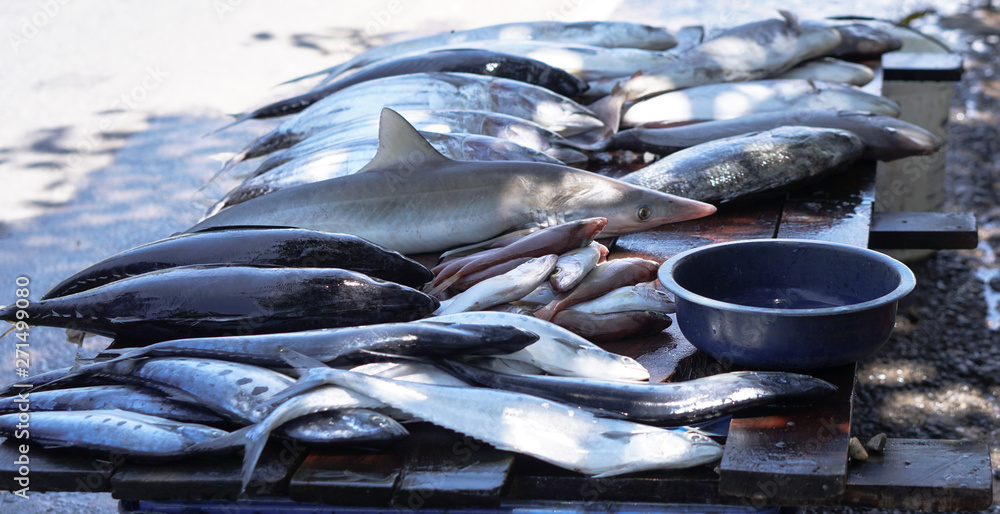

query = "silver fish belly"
[621,78,900,128]
[620,126,865,203]
[286,367,723,477]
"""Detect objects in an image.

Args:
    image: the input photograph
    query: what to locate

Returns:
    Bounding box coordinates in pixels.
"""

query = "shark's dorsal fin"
[357,108,452,173]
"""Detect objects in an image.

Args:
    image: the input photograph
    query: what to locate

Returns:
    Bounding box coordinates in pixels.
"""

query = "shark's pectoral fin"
[357,108,453,174]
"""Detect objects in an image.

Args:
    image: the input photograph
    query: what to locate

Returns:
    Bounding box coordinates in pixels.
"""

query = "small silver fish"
[429,311,649,381]
[773,57,874,86]
[550,242,605,292]
[437,255,558,315]
[566,283,676,315]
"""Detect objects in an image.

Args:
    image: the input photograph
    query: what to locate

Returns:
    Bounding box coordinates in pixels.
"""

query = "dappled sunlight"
[879,383,1000,426]
[859,359,938,387]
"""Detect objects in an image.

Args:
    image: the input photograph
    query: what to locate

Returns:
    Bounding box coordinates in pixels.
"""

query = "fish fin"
[590,469,627,479]
[64,329,88,346]
[588,81,628,135]
[601,430,634,441]
[356,108,452,174]
[277,346,330,372]
[779,10,800,33]
[189,425,253,453]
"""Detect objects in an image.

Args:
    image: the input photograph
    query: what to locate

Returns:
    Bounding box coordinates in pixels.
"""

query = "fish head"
[598,427,723,476]
[560,177,716,236]
[810,81,901,117]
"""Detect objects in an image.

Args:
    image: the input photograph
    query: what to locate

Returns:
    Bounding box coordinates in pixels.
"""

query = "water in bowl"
[717,286,860,309]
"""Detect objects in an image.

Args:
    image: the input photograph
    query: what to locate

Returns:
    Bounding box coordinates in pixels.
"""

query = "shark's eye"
[637,205,652,221]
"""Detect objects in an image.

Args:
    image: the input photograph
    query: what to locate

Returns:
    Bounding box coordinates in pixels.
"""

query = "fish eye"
[637,205,653,221]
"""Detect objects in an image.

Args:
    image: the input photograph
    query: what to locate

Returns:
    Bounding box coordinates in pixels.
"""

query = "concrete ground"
[0,0,967,512]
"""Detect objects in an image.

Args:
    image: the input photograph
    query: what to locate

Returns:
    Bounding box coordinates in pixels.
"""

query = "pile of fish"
[0,13,937,495]
[426,217,677,341]
[0,310,837,493]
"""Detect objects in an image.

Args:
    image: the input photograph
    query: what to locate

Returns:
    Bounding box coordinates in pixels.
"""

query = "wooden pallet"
[0,161,991,511]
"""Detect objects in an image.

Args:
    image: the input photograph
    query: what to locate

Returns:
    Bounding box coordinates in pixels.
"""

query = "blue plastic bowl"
[658,239,916,370]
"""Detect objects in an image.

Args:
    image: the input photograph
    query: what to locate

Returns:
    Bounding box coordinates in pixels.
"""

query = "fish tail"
[207,112,256,136]
[239,427,269,495]
[533,304,558,322]
[277,58,353,87]
[0,304,15,324]
[425,273,463,296]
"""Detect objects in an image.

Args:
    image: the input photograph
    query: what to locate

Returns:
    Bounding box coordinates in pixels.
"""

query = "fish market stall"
[0,10,992,514]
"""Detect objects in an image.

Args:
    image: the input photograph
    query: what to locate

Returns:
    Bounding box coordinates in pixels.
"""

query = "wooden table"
[0,159,991,512]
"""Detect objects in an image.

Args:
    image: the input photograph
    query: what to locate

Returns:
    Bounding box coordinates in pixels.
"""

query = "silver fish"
[0,410,229,458]
[191,109,716,255]
[234,73,605,165]
[293,21,678,85]
[772,57,874,86]
[440,362,838,424]
[512,281,559,309]
[249,109,590,174]
[621,78,900,128]
[803,19,903,59]
[550,242,605,292]
[277,408,408,446]
[534,257,661,321]
[424,40,676,81]
[92,321,538,369]
[191,385,393,493]
[620,126,865,203]
[82,357,294,424]
[616,11,841,101]
[429,311,650,381]
[566,283,676,315]
[0,384,224,424]
[213,132,568,213]
[438,255,558,315]
[275,364,722,477]
[610,109,942,162]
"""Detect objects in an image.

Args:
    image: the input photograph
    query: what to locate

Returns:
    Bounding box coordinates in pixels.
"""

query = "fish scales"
[0,410,229,458]
[620,126,865,203]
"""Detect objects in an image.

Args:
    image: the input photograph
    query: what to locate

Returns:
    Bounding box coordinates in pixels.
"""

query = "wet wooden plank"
[288,449,403,506]
[596,322,714,383]
[390,424,514,509]
[717,364,856,503]
[506,465,724,505]
[868,211,978,250]
[777,163,877,247]
[0,439,116,494]
[839,438,993,511]
[111,439,307,501]
[610,201,783,262]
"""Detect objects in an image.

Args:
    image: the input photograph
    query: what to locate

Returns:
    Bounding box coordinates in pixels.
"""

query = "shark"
[189,108,716,255]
